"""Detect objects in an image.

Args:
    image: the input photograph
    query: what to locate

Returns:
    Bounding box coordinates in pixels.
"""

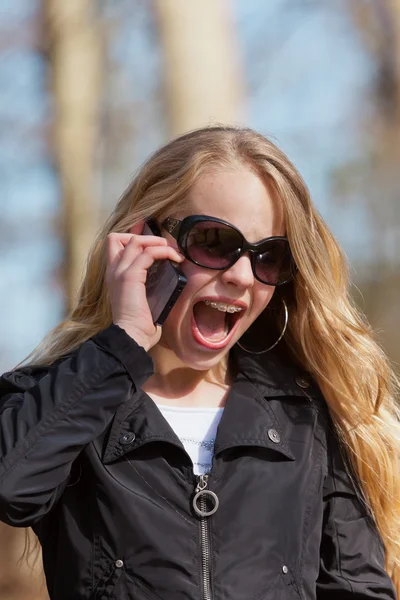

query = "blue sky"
[0,0,372,370]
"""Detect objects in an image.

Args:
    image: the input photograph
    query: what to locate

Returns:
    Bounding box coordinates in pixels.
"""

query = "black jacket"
[0,324,396,600]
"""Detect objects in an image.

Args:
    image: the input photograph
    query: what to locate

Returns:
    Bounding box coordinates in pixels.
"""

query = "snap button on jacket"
[0,324,396,599]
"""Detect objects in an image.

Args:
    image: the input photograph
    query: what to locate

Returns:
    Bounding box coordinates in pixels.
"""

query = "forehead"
[183,168,285,239]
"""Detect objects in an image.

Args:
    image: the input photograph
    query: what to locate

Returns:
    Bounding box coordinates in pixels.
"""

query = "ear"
[129,220,145,235]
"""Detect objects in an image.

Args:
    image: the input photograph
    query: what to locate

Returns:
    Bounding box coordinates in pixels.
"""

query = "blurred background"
[0,0,399,598]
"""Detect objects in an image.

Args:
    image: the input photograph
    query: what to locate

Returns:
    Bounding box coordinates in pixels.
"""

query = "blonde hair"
[23,126,400,590]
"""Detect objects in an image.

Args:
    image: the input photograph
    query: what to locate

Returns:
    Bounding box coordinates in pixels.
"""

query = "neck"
[147,344,232,397]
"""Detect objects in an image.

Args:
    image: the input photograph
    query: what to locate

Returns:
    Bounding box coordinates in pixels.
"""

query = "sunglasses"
[159,215,295,286]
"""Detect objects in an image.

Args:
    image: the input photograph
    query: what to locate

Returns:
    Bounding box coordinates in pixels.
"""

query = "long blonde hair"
[23,126,400,590]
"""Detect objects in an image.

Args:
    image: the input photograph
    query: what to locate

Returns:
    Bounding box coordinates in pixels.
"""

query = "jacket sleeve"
[0,324,154,527]
[317,429,397,599]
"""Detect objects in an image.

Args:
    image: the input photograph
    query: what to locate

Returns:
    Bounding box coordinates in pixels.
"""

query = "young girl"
[0,126,398,600]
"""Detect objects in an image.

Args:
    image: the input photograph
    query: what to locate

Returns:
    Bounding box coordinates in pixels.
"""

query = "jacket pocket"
[253,566,304,600]
[90,536,166,600]
[120,572,166,600]
[92,562,125,599]
[91,536,126,600]
[93,569,166,600]
[280,565,304,600]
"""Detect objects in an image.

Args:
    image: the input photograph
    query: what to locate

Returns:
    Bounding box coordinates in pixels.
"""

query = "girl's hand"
[106,223,184,351]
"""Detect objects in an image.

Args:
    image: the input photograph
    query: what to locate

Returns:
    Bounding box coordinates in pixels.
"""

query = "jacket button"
[295,376,310,389]
[268,428,281,444]
[115,559,124,568]
[119,432,136,445]
[282,565,288,574]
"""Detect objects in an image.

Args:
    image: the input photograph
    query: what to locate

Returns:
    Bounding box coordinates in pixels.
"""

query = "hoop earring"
[237,298,288,355]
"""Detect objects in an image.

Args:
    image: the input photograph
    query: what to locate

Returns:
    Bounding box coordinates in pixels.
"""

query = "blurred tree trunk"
[0,3,104,599]
[346,0,400,365]
[349,0,400,257]
[45,0,104,310]
[154,0,244,135]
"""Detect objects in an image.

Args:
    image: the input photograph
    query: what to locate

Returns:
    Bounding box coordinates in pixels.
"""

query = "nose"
[220,253,254,289]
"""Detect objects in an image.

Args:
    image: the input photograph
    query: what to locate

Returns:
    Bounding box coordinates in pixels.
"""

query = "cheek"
[177,261,215,303]
[250,287,275,319]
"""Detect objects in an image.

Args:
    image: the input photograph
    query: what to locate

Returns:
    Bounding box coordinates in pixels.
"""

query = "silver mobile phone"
[142,222,187,325]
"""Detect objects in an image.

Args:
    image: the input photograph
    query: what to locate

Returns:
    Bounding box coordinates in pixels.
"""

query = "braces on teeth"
[204,300,244,313]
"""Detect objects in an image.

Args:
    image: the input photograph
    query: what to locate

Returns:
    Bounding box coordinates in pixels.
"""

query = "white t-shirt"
[158,405,224,475]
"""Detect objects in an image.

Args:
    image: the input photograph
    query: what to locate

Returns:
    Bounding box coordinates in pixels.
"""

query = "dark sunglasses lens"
[255,240,293,284]
[186,221,242,267]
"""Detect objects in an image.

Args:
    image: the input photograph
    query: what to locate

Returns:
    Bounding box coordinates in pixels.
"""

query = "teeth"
[204,300,244,313]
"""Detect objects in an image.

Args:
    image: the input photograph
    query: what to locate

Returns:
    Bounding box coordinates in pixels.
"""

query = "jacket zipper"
[193,474,219,600]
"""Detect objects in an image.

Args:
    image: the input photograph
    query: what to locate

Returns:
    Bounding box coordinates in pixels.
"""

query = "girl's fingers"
[115,235,169,273]
[106,233,136,271]
[135,245,184,271]
[117,246,184,284]
[105,232,184,351]
[107,232,168,273]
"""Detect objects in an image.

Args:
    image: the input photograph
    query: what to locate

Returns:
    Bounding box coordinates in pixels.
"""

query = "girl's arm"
[0,324,153,527]
[317,430,397,599]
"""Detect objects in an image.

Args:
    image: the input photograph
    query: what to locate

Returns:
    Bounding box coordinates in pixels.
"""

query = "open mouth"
[191,299,245,349]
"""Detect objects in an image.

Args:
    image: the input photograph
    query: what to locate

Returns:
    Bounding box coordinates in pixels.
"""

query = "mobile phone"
[142,222,187,325]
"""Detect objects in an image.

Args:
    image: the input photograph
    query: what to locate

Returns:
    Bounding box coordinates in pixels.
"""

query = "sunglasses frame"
[161,215,296,286]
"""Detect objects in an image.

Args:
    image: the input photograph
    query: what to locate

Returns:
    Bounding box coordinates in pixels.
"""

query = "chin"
[176,334,235,368]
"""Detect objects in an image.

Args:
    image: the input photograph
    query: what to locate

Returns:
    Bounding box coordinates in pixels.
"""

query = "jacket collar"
[102,348,320,465]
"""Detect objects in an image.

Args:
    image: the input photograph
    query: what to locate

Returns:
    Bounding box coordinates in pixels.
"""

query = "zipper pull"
[195,474,209,494]
[193,474,219,517]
